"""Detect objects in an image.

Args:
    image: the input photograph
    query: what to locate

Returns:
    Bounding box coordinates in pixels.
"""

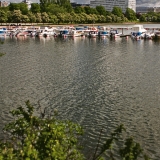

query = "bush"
[0,101,150,160]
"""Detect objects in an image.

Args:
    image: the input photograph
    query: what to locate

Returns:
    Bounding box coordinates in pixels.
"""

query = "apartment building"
[0,1,9,7]
[90,0,136,13]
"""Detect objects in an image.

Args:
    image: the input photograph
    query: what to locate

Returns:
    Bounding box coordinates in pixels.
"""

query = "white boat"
[131,25,146,33]
[0,28,7,37]
[36,26,56,37]
[153,31,160,39]
[110,30,122,38]
[131,31,143,40]
[16,31,31,36]
[130,25,147,40]
[141,32,154,39]
[58,30,70,37]
[87,30,98,38]
[68,30,84,37]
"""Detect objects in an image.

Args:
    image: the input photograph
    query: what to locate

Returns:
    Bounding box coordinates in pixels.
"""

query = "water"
[0,33,160,159]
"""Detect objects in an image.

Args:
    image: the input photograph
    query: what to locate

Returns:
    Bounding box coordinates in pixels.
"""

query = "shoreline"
[0,22,160,27]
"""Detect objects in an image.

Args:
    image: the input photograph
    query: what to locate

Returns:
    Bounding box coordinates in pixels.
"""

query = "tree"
[19,3,28,15]
[64,13,72,24]
[27,12,36,24]
[40,0,48,12]
[56,12,66,24]
[35,13,42,23]
[46,4,66,15]
[0,101,84,160]
[0,101,150,160]
[21,15,29,23]
[11,10,22,23]
[9,3,20,11]
[30,3,41,14]
[125,8,137,21]
[106,15,112,23]
[96,6,106,16]
[0,10,8,24]
[48,13,58,24]
[112,6,123,17]
[139,14,147,22]
[74,6,85,14]
[41,12,50,24]
[97,15,106,23]
[84,6,98,15]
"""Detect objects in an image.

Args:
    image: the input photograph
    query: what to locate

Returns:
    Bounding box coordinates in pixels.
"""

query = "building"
[0,1,9,7]
[90,0,136,13]
[148,7,160,13]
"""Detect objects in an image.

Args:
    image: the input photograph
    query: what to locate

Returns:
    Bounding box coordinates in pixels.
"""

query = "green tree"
[152,15,157,22]
[27,12,36,24]
[19,3,28,15]
[30,3,41,14]
[9,3,20,11]
[84,6,98,15]
[56,12,66,24]
[96,5,106,16]
[62,1,73,13]
[0,10,8,24]
[0,101,150,160]
[0,101,84,160]
[112,6,123,17]
[64,13,72,23]
[106,15,112,23]
[139,14,147,22]
[70,12,80,24]
[97,15,106,23]
[41,12,50,23]
[79,12,87,24]
[48,13,58,24]
[21,14,29,23]
[40,0,48,12]
[74,6,85,14]
[35,13,42,23]
[46,4,66,15]
[125,8,137,21]
[11,10,22,23]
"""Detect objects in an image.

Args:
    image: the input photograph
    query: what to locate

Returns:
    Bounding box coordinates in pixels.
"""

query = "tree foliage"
[0,101,84,160]
[125,8,137,21]
[0,101,150,160]
[0,1,139,24]
[96,6,106,16]
[30,3,41,14]
[112,6,123,17]
[0,10,8,23]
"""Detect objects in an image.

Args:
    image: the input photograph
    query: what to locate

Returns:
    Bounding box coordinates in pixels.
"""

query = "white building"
[90,0,136,13]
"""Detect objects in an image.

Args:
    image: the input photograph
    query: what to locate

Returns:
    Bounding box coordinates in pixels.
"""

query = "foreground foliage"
[0,101,150,160]
[0,101,84,160]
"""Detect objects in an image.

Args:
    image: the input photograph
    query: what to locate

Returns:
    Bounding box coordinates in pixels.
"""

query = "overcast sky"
[6,0,160,7]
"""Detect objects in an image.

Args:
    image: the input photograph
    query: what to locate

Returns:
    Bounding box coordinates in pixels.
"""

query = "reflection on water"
[0,35,160,159]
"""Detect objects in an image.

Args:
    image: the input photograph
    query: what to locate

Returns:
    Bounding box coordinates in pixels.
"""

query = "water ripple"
[0,36,160,159]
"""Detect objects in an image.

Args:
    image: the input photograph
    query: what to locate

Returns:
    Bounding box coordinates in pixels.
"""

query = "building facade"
[0,1,9,7]
[90,0,136,13]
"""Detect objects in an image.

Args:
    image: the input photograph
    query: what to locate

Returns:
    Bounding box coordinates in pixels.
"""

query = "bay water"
[0,25,160,159]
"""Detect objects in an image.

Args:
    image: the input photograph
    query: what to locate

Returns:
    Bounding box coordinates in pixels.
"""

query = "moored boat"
[98,30,109,38]
[110,30,122,38]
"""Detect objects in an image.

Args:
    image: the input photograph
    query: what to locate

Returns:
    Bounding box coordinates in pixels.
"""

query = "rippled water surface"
[0,34,160,159]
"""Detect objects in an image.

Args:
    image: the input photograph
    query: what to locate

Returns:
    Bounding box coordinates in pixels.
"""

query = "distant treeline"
[0,0,159,24]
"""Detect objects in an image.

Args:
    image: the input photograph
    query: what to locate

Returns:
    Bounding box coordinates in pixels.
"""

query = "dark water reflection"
[0,36,160,159]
